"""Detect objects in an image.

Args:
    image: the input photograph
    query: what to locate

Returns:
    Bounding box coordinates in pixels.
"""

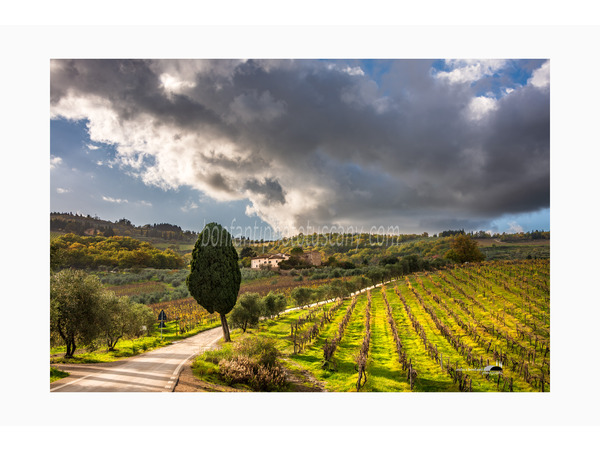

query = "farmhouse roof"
[251,254,287,260]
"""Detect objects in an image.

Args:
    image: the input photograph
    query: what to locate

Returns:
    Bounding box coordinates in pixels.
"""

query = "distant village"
[251,251,322,269]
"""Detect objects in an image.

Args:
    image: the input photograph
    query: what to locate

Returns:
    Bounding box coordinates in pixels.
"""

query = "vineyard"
[214,259,550,392]
[147,297,220,335]
[105,281,167,297]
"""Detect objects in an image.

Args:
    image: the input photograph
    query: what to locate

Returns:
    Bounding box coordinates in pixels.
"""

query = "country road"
[50,326,223,392]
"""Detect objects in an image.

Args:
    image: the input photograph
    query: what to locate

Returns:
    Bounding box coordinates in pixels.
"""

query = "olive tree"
[291,286,313,308]
[261,291,287,318]
[50,269,106,358]
[186,222,241,342]
[51,270,157,356]
[229,293,262,332]
[101,295,155,350]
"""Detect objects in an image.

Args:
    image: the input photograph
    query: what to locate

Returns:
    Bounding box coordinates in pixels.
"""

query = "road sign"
[158,310,167,321]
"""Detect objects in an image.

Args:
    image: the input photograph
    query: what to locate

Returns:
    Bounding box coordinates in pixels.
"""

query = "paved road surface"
[51,326,223,392]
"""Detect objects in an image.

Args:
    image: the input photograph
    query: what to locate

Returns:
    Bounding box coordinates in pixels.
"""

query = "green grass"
[385,286,458,392]
[363,290,411,392]
[192,343,237,387]
[290,294,368,392]
[50,366,69,383]
[50,320,220,364]
[480,243,549,261]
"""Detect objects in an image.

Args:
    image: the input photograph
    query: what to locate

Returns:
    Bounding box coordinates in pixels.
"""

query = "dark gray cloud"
[243,178,286,205]
[50,59,549,234]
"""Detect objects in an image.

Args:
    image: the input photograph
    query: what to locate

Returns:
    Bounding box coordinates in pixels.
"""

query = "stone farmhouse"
[250,251,322,269]
[300,251,322,266]
[250,253,290,269]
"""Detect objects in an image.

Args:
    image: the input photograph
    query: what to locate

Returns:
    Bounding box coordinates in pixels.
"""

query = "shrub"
[218,357,286,391]
[216,336,286,391]
[232,335,279,367]
[309,273,327,280]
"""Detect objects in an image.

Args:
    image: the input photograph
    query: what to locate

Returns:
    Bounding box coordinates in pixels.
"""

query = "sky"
[50,59,550,237]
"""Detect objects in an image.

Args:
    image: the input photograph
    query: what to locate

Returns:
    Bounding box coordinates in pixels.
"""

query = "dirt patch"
[283,360,327,392]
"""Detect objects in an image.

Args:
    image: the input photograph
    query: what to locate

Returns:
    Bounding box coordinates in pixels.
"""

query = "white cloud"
[529,61,550,89]
[435,59,507,84]
[102,196,128,204]
[56,187,71,194]
[87,143,100,150]
[467,95,498,121]
[180,200,199,212]
[508,221,524,233]
[327,63,365,77]
[342,66,365,76]
[159,73,196,95]
[139,200,152,207]
[50,155,62,169]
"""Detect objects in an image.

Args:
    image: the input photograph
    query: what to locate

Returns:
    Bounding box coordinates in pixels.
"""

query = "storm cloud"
[50,59,549,234]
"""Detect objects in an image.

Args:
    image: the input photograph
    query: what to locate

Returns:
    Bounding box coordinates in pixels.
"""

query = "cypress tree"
[186,222,241,342]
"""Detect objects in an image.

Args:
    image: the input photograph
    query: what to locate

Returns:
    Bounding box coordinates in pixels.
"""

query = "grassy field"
[50,319,220,364]
[475,239,549,260]
[192,259,550,392]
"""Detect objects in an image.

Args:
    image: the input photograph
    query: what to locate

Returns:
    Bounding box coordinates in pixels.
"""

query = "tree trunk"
[65,339,76,358]
[220,313,231,342]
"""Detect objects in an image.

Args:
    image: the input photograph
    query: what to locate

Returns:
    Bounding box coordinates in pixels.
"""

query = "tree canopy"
[229,293,262,332]
[186,223,241,341]
[50,234,184,270]
[101,295,154,350]
[51,270,107,357]
[240,246,257,259]
[291,286,313,308]
[50,269,155,357]
[444,234,485,263]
